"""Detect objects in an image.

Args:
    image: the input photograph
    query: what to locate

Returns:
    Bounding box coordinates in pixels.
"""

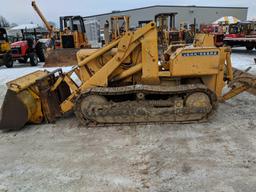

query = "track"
[74,84,218,126]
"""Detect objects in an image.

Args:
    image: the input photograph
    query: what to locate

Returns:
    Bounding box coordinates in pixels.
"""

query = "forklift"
[43,16,91,67]
[59,16,90,48]
[103,15,130,45]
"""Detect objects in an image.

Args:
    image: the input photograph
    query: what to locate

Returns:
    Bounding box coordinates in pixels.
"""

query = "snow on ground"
[232,48,256,75]
[0,62,72,85]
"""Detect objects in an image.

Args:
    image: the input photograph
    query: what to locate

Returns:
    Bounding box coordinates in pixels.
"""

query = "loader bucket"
[0,90,30,131]
[44,48,80,67]
[0,70,49,131]
[0,69,71,131]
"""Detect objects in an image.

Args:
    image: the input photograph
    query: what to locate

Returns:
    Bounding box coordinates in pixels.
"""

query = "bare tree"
[0,16,10,27]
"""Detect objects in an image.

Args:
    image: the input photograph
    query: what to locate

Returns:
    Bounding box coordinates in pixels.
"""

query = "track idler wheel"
[186,92,211,108]
[78,95,107,125]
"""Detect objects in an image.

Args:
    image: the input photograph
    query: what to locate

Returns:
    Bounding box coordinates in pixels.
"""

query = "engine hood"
[11,41,27,48]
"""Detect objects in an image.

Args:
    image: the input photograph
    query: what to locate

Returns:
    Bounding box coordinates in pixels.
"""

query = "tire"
[35,42,45,62]
[3,53,13,68]
[18,57,28,63]
[246,44,254,51]
[29,53,39,66]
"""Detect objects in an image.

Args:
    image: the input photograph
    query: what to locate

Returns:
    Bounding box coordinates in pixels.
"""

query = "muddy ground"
[0,49,255,192]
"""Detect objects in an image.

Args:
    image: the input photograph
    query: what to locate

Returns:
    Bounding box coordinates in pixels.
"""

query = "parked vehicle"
[0,28,13,68]
[224,21,256,50]
[11,28,45,66]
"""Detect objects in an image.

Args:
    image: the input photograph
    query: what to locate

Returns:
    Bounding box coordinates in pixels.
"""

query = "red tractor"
[11,28,45,66]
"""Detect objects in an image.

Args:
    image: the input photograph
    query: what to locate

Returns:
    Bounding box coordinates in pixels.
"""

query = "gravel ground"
[0,49,255,192]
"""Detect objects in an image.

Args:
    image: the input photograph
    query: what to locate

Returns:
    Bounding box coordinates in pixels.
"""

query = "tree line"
[0,15,10,27]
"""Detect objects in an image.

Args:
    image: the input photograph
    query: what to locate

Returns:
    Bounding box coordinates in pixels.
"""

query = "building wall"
[84,6,248,29]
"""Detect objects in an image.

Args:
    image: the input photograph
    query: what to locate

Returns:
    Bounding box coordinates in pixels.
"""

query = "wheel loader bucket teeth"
[44,48,80,67]
[0,90,28,131]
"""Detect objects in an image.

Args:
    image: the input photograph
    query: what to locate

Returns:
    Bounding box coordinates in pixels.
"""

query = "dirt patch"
[44,49,79,67]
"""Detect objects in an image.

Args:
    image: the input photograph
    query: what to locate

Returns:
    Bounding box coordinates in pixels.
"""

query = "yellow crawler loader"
[0,22,255,131]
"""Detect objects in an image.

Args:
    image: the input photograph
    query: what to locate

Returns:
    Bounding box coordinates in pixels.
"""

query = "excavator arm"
[31,0,54,37]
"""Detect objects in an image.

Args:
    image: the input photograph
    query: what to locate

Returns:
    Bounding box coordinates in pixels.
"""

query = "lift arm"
[60,22,159,112]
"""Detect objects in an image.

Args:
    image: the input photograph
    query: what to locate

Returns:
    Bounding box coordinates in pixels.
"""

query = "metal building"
[84,5,248,29]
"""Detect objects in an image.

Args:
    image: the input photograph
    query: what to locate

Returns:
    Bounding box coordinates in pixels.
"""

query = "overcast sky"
[0,0,255,25]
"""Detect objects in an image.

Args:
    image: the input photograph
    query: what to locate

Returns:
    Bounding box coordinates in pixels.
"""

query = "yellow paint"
[2,22,246,127]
